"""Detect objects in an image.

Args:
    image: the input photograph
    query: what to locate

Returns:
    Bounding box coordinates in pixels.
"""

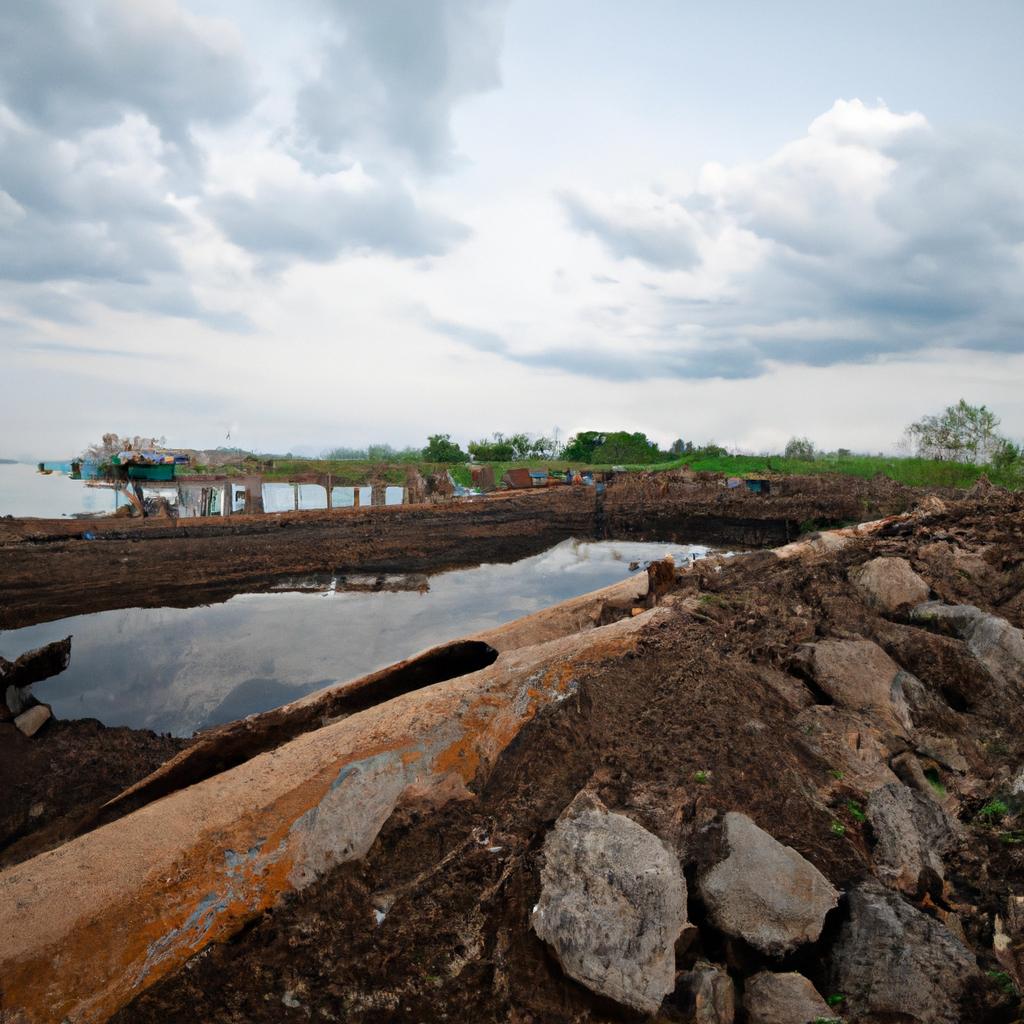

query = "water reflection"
[0,539,712,736]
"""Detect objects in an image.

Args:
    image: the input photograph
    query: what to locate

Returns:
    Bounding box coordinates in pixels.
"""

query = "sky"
[2,0,1024,460]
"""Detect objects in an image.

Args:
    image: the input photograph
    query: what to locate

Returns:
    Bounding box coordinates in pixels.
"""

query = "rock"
[911,602,1024,694]
[698,812,838,956]
[14,704,51,738]
[742,971,830,1024]
[915,734,968,774]
[866,783,953,894]
[915,495,947,516]
[830,880,980,1024]
[677,961,735,1023]
[851,556,930,614]
[801,639,913,731]
[532,790,688,1014]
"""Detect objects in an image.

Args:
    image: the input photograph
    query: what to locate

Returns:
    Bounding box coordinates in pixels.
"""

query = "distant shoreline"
[0,459,17,464]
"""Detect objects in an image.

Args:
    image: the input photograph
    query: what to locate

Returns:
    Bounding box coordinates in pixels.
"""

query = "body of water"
[0,463,405,518]
[0,539,712,735]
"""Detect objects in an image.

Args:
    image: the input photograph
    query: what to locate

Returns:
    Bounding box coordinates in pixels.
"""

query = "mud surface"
[0,473,936,630]
[0,718,188,868]
[109,488,1024,1023]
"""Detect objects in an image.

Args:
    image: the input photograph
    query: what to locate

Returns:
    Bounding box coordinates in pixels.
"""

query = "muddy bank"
[0,489,594,629]
[0,718,187,868]
[0,473,933,629]
[5,488,1024,1022]
[106,490,1023,1023]
[603,469,938,546]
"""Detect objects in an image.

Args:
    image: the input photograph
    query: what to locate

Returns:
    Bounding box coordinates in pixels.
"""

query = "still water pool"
[0,539,713,736]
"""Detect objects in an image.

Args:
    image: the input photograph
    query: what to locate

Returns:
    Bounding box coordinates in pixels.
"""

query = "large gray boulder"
[911,602,1024,694]
[866,783,953,895]
[532,791,688,1015]
[742,971,831,1024]
[799,639,913,731]
[698,812,838,956]
[831,880,979,1024]
[852,557,930,614]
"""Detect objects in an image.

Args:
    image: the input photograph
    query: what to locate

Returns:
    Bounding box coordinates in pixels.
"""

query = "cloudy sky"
[2,0,1024,460]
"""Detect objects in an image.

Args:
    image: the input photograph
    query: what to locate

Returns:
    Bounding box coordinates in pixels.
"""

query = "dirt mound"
[103,489,1024,1023]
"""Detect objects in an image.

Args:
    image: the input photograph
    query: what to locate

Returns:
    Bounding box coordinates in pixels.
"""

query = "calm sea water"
[0,539,712,736]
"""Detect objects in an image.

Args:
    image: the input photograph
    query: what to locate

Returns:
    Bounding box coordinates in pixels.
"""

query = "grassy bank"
[183,452,1021,492]
[634,452,1022,490]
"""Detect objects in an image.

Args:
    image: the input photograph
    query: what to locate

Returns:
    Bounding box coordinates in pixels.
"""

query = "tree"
[904,400,1006,464]
[562,430,663,464]
[784,437,816,461]
[422,434,467,463]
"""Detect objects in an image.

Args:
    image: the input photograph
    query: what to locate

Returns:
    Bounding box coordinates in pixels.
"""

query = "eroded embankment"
[0,489,595,629]
[95,488,1024,1024]
[5,488,1024,1023]
[0,472,933,629]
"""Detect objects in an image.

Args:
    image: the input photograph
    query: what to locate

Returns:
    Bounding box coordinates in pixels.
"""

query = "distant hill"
[0,458,17,464]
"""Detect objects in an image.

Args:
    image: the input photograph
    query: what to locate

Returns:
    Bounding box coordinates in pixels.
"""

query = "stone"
[830,880,980,1024]
[911,602,1024,694]
[698,812,838,956]
[803,639,913,731]
[866,783,953,894]
[677,961,735,1023]
[14,704,51,738]
[532,790,688,1014]
[851,556,930,614]
[742,971,831,1024]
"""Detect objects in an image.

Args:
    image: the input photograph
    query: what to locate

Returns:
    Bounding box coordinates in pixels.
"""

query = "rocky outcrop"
[851,556,929,614]
[866,782,953,895]
[532,790,688,1015]
[676,961,735,1023]
[830,880,979,1024]
[911,602,1024,694]
[698,812,838,956]
[797,639,913,730]
[742,971,831,1024]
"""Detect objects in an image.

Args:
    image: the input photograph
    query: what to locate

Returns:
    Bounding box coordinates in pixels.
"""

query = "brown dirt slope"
[114,490,1024,1023]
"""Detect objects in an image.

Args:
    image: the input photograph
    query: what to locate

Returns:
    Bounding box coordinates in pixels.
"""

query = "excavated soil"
[0,719,188,868]
[104,488,1024,1023]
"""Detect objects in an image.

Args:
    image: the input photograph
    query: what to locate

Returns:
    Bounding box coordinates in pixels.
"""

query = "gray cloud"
[0,0,254,156]
[561,192,701,270]
[556,102,1024,376]
[294,0,507,172]
[211,177,468,265]
[429,316,761,381]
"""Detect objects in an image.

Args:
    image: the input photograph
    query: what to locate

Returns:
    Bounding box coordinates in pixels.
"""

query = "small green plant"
[1000,830,1024,845]
[924,768,947,797]
[987,969,1018,997]
[830,821,846,838]
[846,799,866,823]
[826,993,846,1008]
[812,1018,844,1024]
[978,799,1010,824]
[829,768,845,781]
[693,769,711,784]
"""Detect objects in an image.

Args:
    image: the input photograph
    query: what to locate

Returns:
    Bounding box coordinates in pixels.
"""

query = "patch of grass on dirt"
[642,451,1022,491]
